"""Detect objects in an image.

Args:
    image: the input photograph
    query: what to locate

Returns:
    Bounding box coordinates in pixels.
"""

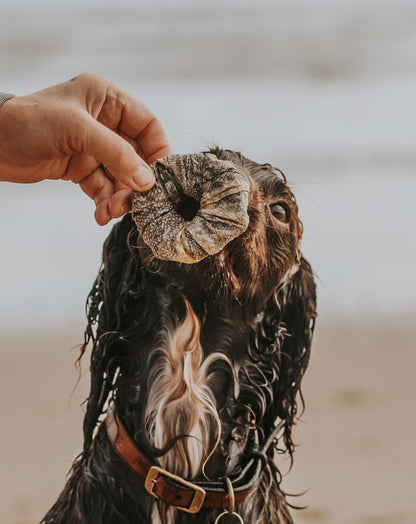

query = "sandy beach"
[1,318,414,524]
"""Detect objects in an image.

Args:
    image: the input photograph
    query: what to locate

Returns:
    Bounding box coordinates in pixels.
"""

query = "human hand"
[0,73,172,225]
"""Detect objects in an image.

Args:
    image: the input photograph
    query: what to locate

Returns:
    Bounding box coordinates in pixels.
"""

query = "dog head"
[133,148,303,310]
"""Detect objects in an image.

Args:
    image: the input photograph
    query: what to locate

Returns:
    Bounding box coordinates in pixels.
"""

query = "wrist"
[0,94,18,181]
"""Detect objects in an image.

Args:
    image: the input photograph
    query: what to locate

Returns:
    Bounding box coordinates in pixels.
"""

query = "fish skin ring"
[132,153,251,264]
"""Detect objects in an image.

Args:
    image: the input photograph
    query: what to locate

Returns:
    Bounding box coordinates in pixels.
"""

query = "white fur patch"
[144,298,231,478]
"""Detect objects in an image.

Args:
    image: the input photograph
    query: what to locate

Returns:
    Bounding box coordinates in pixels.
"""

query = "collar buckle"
[144,465,206,513]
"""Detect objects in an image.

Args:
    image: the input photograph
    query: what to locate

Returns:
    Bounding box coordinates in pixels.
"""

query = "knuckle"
[72,72,106,88]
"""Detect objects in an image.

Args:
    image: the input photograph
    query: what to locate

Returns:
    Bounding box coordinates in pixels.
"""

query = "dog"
[42,148,316,524]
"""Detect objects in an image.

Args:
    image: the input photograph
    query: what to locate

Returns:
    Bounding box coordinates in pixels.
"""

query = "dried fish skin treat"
[131,153,251,264]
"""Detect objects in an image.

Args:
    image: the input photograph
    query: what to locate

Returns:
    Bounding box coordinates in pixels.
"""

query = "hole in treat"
[175,195,200,221]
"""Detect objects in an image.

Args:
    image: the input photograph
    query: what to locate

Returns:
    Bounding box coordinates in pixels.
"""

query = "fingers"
[95,188,132,226]
[94,81,172,165]
[134,116,172,165]
[79,168,132,226]
[71,112,155,191]
[62,152,99,184]
[119,107,172,165]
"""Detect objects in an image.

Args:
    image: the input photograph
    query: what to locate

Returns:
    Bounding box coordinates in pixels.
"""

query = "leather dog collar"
[105,403,285,514]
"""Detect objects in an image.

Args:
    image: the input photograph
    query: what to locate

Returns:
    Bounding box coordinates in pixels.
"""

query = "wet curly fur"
[42,148,317,524]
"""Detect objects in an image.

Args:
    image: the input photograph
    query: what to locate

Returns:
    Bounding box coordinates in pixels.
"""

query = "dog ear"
[259,257,317,456]
[277,257,316,453]
[81,214,141,454]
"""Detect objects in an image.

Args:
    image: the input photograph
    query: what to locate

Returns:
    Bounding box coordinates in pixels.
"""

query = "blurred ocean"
[0,0,415,333]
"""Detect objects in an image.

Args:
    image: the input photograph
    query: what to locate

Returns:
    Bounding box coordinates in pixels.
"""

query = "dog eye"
[270,203,290,223]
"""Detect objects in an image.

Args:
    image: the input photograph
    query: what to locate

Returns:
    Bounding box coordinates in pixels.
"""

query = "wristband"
[0,93,15,107]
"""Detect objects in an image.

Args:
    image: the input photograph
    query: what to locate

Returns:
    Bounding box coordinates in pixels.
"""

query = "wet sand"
[1,318,415,524]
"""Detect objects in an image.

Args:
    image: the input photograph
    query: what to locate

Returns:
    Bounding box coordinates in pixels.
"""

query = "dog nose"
[132,153,251,264]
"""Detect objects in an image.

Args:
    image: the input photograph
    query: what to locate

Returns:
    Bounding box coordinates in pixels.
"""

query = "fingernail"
[132,166,155,190]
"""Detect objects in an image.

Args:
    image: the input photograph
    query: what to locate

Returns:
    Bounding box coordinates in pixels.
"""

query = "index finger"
[101,84,172,164]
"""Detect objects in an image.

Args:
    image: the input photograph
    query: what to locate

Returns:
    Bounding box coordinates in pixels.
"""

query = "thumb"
[74,112,155,190]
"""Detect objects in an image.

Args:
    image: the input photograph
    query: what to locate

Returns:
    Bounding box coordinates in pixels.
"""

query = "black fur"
[42,148,316,524]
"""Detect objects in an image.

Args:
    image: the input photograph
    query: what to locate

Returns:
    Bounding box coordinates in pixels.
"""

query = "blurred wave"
[2,0,416,86]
